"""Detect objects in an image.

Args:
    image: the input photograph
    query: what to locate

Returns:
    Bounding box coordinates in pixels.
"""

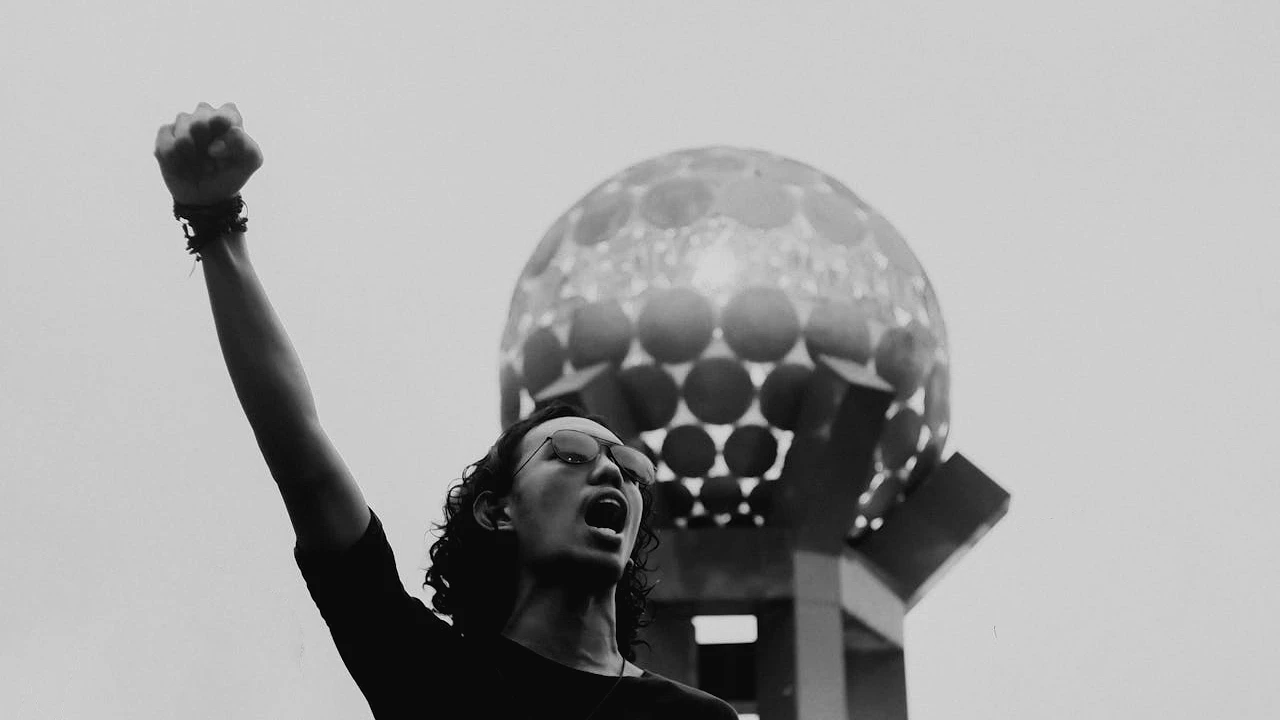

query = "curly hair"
[424,401,660,660]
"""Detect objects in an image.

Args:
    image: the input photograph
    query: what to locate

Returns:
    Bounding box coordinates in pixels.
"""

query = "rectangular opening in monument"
[693,615,757,711]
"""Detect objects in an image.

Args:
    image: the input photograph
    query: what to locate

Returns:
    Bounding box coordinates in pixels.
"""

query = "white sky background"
[2,1,1278,718]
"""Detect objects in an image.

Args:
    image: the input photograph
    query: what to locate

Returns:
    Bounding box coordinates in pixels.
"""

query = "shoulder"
[293,508,451,641]
[628,669,739,718]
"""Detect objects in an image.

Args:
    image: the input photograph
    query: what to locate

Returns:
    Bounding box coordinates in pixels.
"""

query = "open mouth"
[584,495,627,535]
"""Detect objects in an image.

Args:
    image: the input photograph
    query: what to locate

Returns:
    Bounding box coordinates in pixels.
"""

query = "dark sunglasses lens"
[552,430,599,463]
[611,446,654,482]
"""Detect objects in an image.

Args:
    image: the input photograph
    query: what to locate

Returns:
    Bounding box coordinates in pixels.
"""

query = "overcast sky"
[2,2,1278,719]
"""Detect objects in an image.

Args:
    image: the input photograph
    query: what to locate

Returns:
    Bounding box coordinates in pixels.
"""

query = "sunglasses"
[514,429,656,486]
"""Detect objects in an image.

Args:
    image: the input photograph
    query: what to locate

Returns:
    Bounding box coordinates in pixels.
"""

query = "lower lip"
[587,525,624,546]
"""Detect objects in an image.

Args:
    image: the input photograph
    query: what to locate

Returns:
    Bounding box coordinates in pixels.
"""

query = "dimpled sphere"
[499,147,949,534]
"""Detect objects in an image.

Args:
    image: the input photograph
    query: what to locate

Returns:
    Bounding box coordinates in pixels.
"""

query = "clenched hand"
[154,102,263,206]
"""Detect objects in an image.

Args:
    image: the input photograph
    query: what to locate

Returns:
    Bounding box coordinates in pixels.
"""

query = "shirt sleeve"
[294,509,458,718]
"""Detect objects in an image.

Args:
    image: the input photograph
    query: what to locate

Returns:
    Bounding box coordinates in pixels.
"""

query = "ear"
[473,490,514,532]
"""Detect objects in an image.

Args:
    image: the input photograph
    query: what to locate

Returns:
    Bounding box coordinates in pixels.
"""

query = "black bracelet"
[173,195,248,261]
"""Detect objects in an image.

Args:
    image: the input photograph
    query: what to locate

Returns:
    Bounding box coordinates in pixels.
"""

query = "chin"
[535,549,626,588]
[581,552,628,581]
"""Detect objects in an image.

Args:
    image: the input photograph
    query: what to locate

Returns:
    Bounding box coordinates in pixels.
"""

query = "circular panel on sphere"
[524,215,566,278]
[662,425,717,478]
[717,178,796,229]
[860,476,905,519]
[803,189,867,247]
[618,364,680,431]
[724,425,779,477]
[880,408,924,470]
[759,363,812,431]
[637,287,715,363]
[521,327,565,395]
[684,357,755,425]
[804,299,873,364]
[907,442,942,490]
[574,190,633,246]
[567,300,632,368]
[640,178,715,229]
[700,476,744,516]
[620,155,683,186]
[747,480,775,518]
[924,363,950,433]
[722,287,800,362]
[689,150,749,174]
[691,147,747,172]
[866,213,922,278]
[756,155,820,186]
[874,323,934,398]
[823,176,868,209]
[652,480,695,525]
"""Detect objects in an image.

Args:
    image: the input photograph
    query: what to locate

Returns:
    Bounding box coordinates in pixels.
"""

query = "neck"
[502,573,623,675]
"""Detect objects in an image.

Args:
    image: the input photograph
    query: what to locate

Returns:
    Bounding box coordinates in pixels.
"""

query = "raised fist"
[154,102,263,206]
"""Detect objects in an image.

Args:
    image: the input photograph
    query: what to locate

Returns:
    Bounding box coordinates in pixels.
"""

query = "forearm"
[199,229,369,547]
[158,104,370,550]
[199,232,324,474]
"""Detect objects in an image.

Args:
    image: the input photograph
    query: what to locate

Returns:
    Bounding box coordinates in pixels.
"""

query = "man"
[153,102,737,719]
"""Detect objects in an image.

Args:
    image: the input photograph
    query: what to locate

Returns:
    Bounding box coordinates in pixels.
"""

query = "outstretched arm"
[155,102,369,551]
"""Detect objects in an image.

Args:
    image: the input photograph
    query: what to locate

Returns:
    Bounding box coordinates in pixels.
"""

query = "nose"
[586,451,625,490]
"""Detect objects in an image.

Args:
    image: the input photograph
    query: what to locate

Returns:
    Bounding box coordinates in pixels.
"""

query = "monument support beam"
[852,452,1010,608]
[778,355,895,555]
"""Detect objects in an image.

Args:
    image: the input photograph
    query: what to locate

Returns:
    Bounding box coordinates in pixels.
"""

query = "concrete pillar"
[845,646,907,720]
[756,552,849,720]
[755,601,797,720]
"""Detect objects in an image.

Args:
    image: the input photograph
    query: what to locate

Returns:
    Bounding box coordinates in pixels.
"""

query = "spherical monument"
[499,147,950,541]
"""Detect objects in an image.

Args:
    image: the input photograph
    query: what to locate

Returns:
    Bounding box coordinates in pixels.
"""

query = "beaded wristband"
[173,195,248,261]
